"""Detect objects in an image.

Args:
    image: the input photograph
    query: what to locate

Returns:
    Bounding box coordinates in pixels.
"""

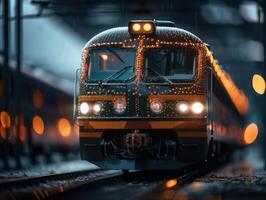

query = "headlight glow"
[114,98,126,114]
[93,102,103,115]
[128,20,155,35]
[132,23,141,31]
[191,102,204,114]
[150,99,163,114]
[176,102,189,114]
[80,102,90,114]
[143,23,152,31]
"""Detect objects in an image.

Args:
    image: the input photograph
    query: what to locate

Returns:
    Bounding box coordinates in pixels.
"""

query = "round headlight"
[132,23,141,31]
[191,102,204,114]
[176,102,189,114]
[114,98,126,114]
[93,102,103,115]
[143,23,152,31]
[150,100,163,114]
[80,102,90,114]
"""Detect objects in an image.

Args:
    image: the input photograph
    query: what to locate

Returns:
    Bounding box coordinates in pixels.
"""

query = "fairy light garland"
[81,48,90,83]
[205,47,249,115]
[79,36,248,116]
[135,38,144,84]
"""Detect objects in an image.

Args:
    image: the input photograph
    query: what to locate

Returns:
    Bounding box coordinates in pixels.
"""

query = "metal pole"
[3,0,10,170]
[15,0,22,169]
[262,2,266,170]
[3,1,9,108]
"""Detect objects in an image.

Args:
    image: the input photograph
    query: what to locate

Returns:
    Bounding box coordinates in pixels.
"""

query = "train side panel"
[208,65,245,146]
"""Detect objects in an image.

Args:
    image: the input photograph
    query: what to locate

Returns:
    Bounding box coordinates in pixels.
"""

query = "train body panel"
[208,66,245,145]
[75,20,248,169]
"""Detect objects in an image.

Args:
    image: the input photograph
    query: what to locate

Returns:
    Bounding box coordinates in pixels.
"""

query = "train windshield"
[89,48,135,81]
[144,48,197,82]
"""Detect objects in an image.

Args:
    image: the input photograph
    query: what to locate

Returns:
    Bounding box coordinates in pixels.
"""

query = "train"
[75,20,249,169]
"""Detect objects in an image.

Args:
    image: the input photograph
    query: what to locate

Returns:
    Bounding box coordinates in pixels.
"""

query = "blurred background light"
[32,115,44,135]
[57,118,71,137]
[252,74,265,95]
[239,1,263,23]
[0,111,11,129]
[239,40,264,62]
[201,4,242,25]
[165,179,177,188]
[191,181,203,192]
[244,123,259,144]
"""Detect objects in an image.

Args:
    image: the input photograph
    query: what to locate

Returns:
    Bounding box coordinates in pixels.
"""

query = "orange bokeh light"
[13,115,26,142]
[191,181,203,191]
[58,118,71,137]
[32,116,44,135]
[244,123,258,144]
[0,111,11,128]
[252,74,265,95]
[165,179,177,188]
[33,89,44,109]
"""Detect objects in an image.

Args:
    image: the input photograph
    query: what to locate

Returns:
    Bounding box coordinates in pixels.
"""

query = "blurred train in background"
[0,60,79,169]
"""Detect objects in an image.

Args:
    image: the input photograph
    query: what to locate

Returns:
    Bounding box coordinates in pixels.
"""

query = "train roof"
[84,26,203,48]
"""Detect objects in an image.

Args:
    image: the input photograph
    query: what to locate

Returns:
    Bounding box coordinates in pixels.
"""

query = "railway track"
[0,169,123,200]
[0,157,226,200]
[52,158,226,200]
[136,159,224,200]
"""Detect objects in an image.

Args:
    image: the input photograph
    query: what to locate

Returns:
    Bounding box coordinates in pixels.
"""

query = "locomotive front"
[75,20,210,169]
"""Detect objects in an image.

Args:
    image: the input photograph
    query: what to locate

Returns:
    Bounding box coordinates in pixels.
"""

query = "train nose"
[127,84,149,118]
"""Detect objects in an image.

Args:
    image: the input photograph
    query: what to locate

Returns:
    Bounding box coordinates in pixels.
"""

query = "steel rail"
[0,169,123,200]
[0,157,226,200]
[48,158,227,200]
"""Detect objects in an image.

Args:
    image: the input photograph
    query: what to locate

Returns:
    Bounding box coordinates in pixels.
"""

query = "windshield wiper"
[147,67,173,85]
[101,65,133,84]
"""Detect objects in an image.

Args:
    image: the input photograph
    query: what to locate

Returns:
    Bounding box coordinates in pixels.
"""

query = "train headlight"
[143,23,152,31]
[93,102,103,115]
[150,100,163,114]
[80,102,90,114]
[191,102,204,114]
[176,102,189,114]
[128,20,155,35]
[132,23,141,31]
[114,98,126,114]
